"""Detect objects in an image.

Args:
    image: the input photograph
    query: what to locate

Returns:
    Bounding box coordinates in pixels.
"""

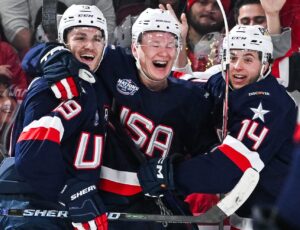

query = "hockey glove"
[58,179,107,230]
[137,154,182,197]
[39,43,95,100]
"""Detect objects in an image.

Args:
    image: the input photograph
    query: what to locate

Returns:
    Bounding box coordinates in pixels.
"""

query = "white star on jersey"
[250,102,270,122]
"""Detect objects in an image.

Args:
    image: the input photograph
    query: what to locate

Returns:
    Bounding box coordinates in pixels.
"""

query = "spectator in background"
[234,0,290,59]
[150,0,186,18]
[0,74,11,97]
[268,0,300,105]
[0,74,18,158]
[279,0,300,50]
[0,96,17,138]
[185,0,290,73]
[186,0,232,72]
[0,37,28,101]
[0,0,116,59]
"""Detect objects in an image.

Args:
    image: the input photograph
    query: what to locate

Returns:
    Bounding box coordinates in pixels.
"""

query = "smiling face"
[0,96,17,126]
[132,31,178,89]
[188,0,224,34]
[229,49,265,90]
[66,27,105,72]
[0,83,9,96]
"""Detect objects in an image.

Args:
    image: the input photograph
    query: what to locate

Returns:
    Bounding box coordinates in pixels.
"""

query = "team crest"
[258,27,270,36]
[116,79,139,95]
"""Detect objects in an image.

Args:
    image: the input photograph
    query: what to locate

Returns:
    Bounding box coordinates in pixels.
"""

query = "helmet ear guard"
[263,53,273,65]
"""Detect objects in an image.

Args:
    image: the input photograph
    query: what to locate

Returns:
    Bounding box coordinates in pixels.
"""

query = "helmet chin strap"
[95,45,106,72]
[258,63,272,81]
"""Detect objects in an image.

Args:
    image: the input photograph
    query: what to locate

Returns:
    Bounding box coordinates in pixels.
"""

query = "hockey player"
[137,25,297,229]
[90,6,217,230]
[96,7,218,230]
[22,4,218,230]
[0,5,110,230]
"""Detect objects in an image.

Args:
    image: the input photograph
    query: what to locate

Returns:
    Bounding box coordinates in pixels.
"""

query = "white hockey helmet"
[132,8,181,47]
[223,25,273,79]
[58,4,107,45]
[223,25,273,64]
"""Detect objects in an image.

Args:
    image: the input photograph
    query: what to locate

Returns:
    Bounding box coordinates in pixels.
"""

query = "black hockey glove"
[40,43,96,100]
[137,154,182,198]
[23,42,95,100]
[58,179,107,230]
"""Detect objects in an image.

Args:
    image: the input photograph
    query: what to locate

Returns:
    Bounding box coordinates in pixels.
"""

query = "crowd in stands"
[0,1,299,228]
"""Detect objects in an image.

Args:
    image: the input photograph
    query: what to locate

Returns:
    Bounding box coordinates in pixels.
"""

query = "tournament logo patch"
[117,79,139,95]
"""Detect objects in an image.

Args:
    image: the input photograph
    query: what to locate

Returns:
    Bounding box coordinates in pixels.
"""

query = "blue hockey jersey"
[11,49,110,202]
[15,44,216,224]
[96,46,218,198]
[175,72,297,217]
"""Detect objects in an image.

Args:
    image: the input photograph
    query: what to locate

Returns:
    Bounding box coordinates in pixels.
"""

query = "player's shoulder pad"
[169,77,212,103]
[22,43,47,76]
[250,75,296,108]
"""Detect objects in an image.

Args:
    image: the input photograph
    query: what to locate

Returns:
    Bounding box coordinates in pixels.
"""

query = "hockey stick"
[42,0,57,42]
[0,168,259,223]
[215,1,230,229]
[215,0,230,142]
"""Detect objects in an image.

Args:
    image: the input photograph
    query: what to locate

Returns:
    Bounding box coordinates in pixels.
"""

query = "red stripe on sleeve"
[218,144,252,172]
[17,127,61,144]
